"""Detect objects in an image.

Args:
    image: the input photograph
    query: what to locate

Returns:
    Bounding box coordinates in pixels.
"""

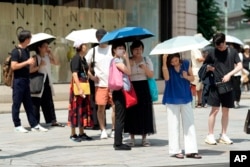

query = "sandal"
[142,139,150,147]
[196,103,202,108]
[172,153,184,159]
[51,122,65,127]
[186,153,202,159]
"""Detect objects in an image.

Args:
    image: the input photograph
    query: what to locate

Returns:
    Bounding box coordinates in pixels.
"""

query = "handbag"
[147,77,158,101]
[215,81,233,94]
[30,72,45,94]
[73,82,91,95]
[143,57,158,101]
[244,109,250,134]
[108,58,123,90]
[122,84,138,108]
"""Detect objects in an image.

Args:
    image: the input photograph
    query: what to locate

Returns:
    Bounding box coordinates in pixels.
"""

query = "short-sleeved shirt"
[11,47,30,79]
[130,56,154,81]
[85,46,113,87]
[204,47,241,82]
[70,54,88,81]
[113,57,130,90]
[162,60,192,104]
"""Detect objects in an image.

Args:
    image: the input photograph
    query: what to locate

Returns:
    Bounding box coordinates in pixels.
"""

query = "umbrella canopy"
[28,33,56,51]
[99,26,154,44]
[226,35,244,46]
[150,35,210,55]
[65,28,98,43]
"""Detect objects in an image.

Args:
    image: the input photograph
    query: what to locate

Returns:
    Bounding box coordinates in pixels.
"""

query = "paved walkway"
[0,96,250,166]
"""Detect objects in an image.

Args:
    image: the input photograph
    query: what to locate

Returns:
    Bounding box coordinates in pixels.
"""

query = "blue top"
[162,60,192,104]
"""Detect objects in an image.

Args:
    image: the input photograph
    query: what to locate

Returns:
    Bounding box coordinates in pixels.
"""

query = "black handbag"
[215,81,233,94]
[244,109,250,134]
[29,72,45,94]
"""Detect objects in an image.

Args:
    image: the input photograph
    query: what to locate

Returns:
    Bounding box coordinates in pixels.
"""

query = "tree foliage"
[197,0,223,40]
[242,0,250,18]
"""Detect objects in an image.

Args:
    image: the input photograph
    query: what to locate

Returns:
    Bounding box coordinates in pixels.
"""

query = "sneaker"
[218,134,233,144]
[70,134,81,142]
[31,124,48,132]
[109,129,115,138]
[205,134,217,145]
[100,129,108,139]
[79,133,93,141]
[14,126,28,133]
[114,144,131,151]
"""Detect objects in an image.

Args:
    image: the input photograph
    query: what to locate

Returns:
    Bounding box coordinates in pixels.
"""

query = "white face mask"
[116,49,124,57]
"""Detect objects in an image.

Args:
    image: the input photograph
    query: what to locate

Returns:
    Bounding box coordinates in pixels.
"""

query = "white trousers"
[166,102,198,155]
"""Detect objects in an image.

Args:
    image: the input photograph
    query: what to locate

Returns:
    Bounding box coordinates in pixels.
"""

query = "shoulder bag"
[73,57,90,95]
[30,56,45,94]
[144,57,158,101]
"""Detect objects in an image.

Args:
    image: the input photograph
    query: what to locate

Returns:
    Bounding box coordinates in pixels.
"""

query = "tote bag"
[147,78,158,102]
[108,58,123,90]
[30,72,45,94]
[122,83,138,108]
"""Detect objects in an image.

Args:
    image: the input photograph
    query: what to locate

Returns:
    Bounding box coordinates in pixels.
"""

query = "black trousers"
[12,78,38,127]
[32,76,56,124]
[112,89,126,146]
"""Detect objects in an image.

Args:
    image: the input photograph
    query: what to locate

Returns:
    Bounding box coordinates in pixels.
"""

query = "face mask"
[116,49,124,57]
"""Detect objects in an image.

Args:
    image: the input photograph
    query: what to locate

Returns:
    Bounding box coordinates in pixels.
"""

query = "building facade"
[0,0,198,83]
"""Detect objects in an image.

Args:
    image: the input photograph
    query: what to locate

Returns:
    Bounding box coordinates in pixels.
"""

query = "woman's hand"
[162,54,168,69]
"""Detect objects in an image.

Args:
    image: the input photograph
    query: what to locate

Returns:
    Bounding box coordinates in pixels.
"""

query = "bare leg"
[221,107,229,134]
[97,105,106,130]
[208,107,220,134]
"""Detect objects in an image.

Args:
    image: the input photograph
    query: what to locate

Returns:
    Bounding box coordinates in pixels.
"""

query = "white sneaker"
[31,124,48,132]
[218,134,233,144]
[100,129,108,139]
[109,129,115,138]
[205,134,217,145]
[14,126,28,133]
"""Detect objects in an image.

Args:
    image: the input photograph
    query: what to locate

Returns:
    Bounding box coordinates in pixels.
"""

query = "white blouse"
[130,56,154,81]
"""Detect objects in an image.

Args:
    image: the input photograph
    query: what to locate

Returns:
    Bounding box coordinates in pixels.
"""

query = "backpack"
[2,48,21,87]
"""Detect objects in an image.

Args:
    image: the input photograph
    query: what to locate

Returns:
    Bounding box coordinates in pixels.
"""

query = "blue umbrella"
[99,26,154,44]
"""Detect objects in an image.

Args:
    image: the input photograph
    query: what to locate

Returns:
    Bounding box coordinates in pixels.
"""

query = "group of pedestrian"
[9,30,242,158]
[161,32,242,159]
[67,29,156,151]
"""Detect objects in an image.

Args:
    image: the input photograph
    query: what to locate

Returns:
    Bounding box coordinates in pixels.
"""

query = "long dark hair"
[166,53,182,68]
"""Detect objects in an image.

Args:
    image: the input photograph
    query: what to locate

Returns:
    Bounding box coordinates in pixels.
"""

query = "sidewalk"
[0,97,250,166]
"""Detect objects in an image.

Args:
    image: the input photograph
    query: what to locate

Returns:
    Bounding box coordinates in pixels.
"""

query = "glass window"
[0,0,160,84]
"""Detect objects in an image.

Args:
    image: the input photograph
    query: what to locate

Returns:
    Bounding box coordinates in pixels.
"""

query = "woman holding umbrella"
[162,53,201,159]
[30,40,64,127]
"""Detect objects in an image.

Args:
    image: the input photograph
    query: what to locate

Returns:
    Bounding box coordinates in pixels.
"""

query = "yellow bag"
[73,82,91,95]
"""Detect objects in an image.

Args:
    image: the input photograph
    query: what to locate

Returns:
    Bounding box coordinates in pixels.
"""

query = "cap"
[244,44,249,49]
[96,29,107,38]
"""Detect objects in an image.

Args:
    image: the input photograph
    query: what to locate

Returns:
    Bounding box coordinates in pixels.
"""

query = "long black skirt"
[124,80,156,135]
